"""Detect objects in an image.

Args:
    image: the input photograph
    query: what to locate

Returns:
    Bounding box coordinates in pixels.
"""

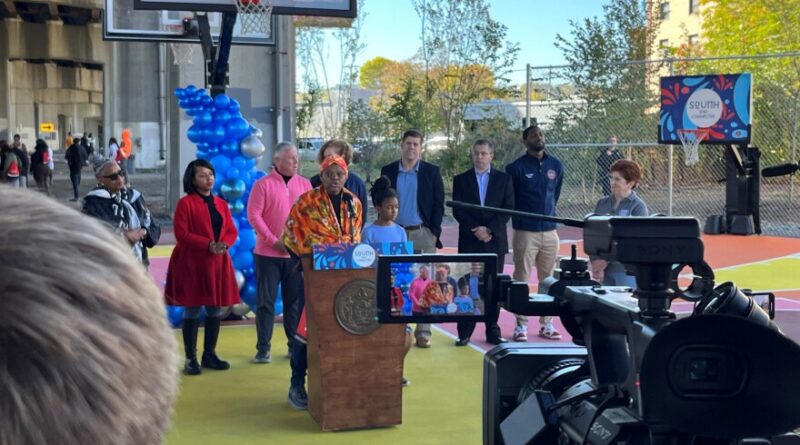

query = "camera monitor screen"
[375,254,497,324]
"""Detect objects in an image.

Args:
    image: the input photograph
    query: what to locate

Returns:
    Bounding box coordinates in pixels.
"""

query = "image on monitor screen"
[376,254,497,324]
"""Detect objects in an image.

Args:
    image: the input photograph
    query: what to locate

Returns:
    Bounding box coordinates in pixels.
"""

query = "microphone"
[762,163,799,178]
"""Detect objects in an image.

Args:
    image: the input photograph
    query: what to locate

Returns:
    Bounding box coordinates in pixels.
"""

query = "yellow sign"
[40,122,55,132]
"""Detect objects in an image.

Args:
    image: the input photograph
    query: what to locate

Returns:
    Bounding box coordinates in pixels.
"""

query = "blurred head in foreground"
[0,188,179,444]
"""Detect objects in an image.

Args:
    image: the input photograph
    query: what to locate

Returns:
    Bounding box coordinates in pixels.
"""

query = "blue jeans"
[602,262,637,287]
[69,172,81,199]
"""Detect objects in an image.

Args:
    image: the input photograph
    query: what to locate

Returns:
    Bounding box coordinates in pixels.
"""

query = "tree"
[341,99,391,183]
[295,0,367,138]
[697,0,800,164]
[413,0,519,147]
[551,0,661,145]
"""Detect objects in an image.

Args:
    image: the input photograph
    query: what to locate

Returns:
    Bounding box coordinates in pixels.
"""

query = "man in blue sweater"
[505,124,563,341]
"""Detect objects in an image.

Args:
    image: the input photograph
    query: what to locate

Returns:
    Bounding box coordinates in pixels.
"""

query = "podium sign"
[302,243,406,431]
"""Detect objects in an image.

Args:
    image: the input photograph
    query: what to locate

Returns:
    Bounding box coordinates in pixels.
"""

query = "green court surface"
[713,255,800,295]
[166,325,484,445]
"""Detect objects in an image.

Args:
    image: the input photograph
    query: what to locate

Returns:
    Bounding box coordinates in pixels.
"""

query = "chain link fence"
[525,53,800,237]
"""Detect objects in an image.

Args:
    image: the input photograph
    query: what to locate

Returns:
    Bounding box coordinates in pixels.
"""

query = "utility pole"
[525,63,531,127]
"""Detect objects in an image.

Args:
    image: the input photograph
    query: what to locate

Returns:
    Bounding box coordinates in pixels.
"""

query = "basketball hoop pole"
[197,11,236,96]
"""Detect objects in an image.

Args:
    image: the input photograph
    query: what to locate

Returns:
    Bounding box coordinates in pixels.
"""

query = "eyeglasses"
[103,171,125,181]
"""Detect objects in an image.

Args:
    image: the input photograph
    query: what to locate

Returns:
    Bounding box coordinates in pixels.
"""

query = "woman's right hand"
[590,259,607,283]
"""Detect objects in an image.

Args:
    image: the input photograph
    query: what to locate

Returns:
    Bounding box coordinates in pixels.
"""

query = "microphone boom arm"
[446,200,585,228]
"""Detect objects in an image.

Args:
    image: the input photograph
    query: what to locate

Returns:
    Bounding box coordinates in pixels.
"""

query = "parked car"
[297,137,324,161]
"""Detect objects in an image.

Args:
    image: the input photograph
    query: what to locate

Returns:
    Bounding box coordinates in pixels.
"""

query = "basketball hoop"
[165,23,196,65]
[234,0,274,35]
[677,128,710,167]
[169,43,196,65]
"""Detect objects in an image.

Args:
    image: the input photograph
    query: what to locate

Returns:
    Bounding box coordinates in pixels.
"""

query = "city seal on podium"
[334,279,380,335]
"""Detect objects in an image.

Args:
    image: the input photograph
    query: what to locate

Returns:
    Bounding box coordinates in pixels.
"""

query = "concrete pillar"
[0,21,11,139]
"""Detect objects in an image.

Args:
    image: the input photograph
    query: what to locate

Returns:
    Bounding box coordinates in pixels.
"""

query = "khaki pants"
[406,225,437,341]
[511,229,559,328]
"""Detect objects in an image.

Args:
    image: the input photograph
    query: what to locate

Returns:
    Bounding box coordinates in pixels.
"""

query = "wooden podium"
[301,256,405,431]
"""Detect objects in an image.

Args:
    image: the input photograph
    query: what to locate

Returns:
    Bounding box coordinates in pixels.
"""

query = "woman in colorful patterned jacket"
[281,154,363,411]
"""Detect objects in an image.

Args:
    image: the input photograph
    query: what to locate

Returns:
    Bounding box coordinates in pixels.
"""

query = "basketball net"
[677,128,710,167]
[235,0,275,35]
[165,23,196,65]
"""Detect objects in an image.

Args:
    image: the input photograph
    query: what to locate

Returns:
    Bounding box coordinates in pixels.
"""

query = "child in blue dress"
[362,176,412,386]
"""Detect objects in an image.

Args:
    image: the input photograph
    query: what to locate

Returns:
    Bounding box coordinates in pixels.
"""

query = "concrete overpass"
[1,0,296,210]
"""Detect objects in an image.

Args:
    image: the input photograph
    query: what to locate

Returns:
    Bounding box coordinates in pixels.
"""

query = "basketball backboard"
[659,73,753,145]
[104,0,275,45]
[133,0,357,17]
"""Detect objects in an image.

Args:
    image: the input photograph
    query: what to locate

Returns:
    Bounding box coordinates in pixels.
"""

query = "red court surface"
[149,225,800,351]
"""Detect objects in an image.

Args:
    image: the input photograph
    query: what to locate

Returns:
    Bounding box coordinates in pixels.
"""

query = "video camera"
[375,201,800,445]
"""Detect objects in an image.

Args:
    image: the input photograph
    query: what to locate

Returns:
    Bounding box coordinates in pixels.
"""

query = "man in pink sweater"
[247,142,312,363]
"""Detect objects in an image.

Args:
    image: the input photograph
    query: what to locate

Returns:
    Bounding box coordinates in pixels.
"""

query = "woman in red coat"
[166,159,240,376]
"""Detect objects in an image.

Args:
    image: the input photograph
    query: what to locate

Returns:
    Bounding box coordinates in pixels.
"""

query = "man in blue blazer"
[381,129,445,348]
[451,139,512,346]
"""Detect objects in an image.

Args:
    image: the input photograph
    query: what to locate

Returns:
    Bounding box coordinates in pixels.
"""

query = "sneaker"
[402,377,410,387]
[288,385,308,410]
[512,326,528,342]
[252,351,271,364]
[538,323,562,340]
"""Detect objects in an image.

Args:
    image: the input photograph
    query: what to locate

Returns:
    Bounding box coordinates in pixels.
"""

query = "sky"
[299,0,608,89]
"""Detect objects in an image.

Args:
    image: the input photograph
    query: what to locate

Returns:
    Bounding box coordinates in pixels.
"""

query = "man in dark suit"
[452,139,513,346]
[381,129,445,348]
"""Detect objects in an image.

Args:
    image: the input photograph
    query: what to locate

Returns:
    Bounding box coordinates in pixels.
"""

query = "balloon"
[254,170,266,180]
[231,303,251,317]
[214,94,231,109]
[220,141,238,154]
[231,156,247,171]
[242,267,255,278]
[240,283,257,307]
[275,297,283,317]
[187,124,204,143]
[228,199,245,216]
[238,228,256,251]
[186,84,198,93]
[203,125,226,145]
[240,135,266,159]
[196,150,208,159]
[185,106,201,116]
[238,215,252,230]
[245,159,256,170]
[215,110,232,123]
[174,88,186,99]
[250,126,263,138]
[233,251,253,269]
[194,110,213,127]
[231,217,240,231]
[226,167,241,180]
[235,269,245,291]
[227,246,238,258]
[220,179,246,201]
[226,117,250,140]
[228,98,241,113]
[178,99,190,108]
[201,95,214,107]
[216,306,231,319]
[210,155,232,174]
[207,146,220,155]
[165,305,185,328]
